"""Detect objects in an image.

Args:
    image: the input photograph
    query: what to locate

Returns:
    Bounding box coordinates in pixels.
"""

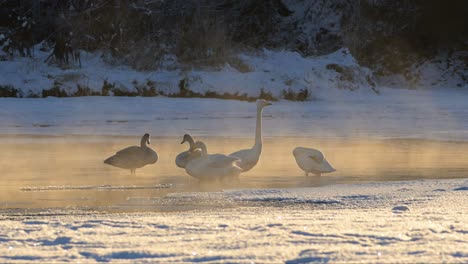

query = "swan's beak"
[147,139,151,145]
[265,102,272,106]
[181,138,186,144]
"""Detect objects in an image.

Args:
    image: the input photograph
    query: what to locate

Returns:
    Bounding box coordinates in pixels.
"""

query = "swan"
[175,134,201,168]
[292,147,335,176]
[104,133,158,175]
[229,99,272,172]
[185,141,242,180]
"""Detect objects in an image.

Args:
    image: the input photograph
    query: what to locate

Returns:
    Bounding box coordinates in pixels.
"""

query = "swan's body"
[175,134,201,168]
[104,133,158,175]
[229,99,271,172]
[293,147,335,176]
[186,141,242,180]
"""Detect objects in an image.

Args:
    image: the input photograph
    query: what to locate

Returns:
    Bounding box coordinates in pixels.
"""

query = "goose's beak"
[147,138,151,145]
[265,102,272,106]
[181,138,186,144]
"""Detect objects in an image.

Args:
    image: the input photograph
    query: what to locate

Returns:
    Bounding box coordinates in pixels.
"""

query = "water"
[1,135,467,212]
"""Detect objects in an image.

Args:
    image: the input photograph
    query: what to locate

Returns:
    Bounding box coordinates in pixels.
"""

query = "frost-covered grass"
[0,178,466,263]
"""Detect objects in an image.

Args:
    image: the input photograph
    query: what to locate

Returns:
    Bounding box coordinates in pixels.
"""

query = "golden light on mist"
[1,134,468,211]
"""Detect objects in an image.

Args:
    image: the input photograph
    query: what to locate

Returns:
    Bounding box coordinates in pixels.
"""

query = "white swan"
[293,147,335,176]
[185,141,242,180]
[104,133,158,175]
[229,99,272,172]
[175,134,201,168]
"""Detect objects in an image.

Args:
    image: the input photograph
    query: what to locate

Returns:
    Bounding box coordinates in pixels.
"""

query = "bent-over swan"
[104,133,158,175]
[185,141,242,180]
[175,134,201,168]
[293,147,335,176]
[229,99,272,172]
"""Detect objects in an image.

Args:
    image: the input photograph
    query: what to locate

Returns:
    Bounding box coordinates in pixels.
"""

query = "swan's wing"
[116,146,142,156]
[176,151,190,168]
[229,149,250,160]
[105,146,145,168]
[300,149,324,164]
[176,150,202,168]
[144,147,158,164]
[308,154,324,164]
[207,154,240,168]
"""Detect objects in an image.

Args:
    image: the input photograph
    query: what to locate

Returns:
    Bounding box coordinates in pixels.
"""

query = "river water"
[1,135,467,212]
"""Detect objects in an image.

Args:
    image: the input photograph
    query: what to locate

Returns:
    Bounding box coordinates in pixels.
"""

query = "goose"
[185,141,242,180]
[229,99,272,172]
[292,147,335,176]
[175,134,201,168]
[104,133,158,175]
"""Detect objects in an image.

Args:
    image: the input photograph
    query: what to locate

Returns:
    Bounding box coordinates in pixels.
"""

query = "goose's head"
[141,133,151,146]
[181,134,196,150]
[180,134,192,144]
[257,99,272,109]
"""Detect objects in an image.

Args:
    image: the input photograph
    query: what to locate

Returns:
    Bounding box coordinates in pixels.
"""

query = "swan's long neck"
[187,137,195,151]
[253,106,263,152]
[197,142,208,156]
[140,136,147,148]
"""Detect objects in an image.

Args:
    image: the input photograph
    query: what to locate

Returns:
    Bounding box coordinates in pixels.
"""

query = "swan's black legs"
[305,172,309,177]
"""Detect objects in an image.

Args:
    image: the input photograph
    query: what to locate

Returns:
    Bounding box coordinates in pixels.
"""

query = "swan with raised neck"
[229,99,272,172]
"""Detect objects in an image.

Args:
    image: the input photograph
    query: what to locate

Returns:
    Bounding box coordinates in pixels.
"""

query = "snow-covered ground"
[0,44,378,98]
[0,87,468,140]
[0,178,466,263]
[2,40,466,99]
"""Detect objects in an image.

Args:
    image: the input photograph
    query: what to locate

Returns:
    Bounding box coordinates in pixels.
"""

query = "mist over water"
[1,135,467,212]
[0,88,467,213]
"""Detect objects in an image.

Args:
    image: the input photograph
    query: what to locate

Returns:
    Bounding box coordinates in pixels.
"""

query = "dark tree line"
[0,0,467,74]
[346,0,468,75]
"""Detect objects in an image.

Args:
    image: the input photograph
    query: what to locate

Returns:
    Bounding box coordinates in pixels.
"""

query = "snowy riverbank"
[0,45,379,98]
[1,178,467,263]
